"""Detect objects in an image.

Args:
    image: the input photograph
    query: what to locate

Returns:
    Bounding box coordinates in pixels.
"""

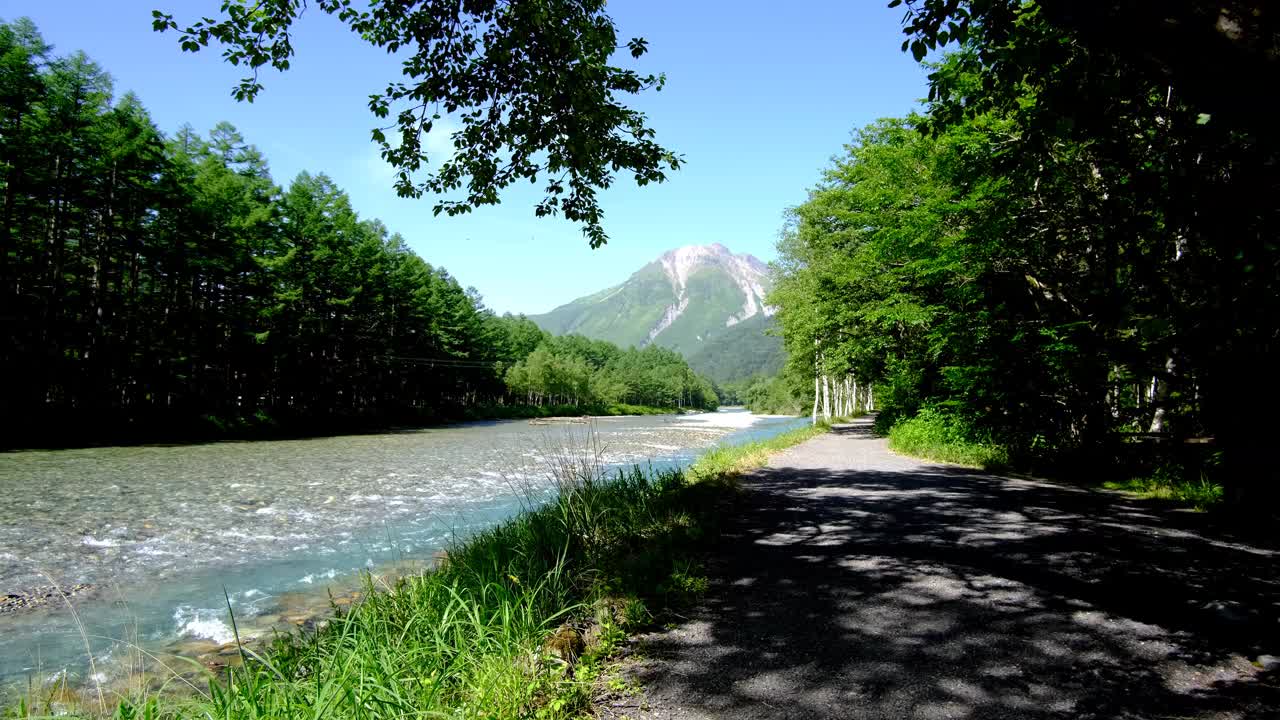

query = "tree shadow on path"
[625,423,1280,720]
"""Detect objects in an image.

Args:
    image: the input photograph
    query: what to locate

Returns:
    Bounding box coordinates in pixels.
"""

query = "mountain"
[529,244,785,383]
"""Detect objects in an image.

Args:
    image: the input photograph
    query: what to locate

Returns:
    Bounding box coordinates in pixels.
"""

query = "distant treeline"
[506,336,717,411]
[0,19,715,446]
[716,375,808,416]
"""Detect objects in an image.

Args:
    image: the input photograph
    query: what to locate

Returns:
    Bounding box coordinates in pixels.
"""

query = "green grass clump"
[1102,473,1224,511]
[181,467,713,720]
[887,408,1010,470]
[17,424,831,720]
[687,423,831,483]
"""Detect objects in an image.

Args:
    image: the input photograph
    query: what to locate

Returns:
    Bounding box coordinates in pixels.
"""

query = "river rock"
[245,612,281,628]
[167,639,222,657]
[0,583,93,615]
[200,652,244,671]
[1203,599,1256,626]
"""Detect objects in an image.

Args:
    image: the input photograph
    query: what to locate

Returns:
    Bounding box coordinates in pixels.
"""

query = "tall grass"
[1102,473,1224,511]
[8,423,830,720]
[687,423,832,484]
[886,408,1010,470]
[184,469,707,719]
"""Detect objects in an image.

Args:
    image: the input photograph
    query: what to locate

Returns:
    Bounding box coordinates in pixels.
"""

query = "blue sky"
[7,1,928,314]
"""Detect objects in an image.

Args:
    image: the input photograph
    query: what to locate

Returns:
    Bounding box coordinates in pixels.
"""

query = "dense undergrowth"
[884,408,1010,471]
[1102,474,1225,512]
[881,407,1225,511]
[6,423,828,719]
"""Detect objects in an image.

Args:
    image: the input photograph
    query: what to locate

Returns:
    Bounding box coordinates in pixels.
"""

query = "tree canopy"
[0,18,712,447]
[153,0,681,248]
[770,0,1279,506]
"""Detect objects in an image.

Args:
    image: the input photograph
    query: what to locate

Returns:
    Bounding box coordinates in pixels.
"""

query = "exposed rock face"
[529,244,785,383]
[654,243,774,332]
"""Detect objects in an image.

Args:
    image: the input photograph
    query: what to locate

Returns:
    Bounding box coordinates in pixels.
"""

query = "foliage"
[769,1,1279,504]
[503,336,718,411]
[0,20,716,447]
[683,314,786,385]
[886,408,1009,470]
[1102,473,1224,513]
[891,2,1279,501]
[152,0,681,248]
[463,402,676,421]
[731,374,807,416]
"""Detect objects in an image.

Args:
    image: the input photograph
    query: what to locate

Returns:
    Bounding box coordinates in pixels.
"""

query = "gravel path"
[607,418,1280,719]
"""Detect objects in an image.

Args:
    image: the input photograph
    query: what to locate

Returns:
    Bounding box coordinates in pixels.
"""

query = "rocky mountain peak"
[528,243,784,382]
[653,244,773,334]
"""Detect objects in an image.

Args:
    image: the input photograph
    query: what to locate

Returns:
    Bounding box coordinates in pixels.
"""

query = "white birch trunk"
[812,375,820,426]
[1149,356,1175,433]
[831,378,839,419]
[822,374,831,420]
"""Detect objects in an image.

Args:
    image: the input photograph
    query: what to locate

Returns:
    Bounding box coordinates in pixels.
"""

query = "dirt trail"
[608,418,1279,719]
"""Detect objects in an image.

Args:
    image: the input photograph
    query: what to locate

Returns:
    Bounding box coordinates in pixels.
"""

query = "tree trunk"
[822,374,831,420]
[811,375,819,426]
[1149,356,1175,434]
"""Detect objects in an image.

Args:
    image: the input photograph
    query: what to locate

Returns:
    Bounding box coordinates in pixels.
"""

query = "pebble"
[0,583,93,615]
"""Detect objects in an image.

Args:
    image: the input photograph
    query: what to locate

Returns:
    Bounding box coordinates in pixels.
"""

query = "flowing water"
[0,409,805,686]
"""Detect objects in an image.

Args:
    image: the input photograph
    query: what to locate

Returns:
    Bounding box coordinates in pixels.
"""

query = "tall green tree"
[891,0,1280,502]
[770,1,1277,505]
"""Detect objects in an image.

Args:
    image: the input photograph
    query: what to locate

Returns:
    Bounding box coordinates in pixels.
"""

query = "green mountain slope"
[529,262,672,346]
[528,244,786,384]
[683,314,785,384]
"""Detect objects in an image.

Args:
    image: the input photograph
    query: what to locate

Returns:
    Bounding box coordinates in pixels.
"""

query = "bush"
[887,407,1010,470]
[1102,467,1224,511]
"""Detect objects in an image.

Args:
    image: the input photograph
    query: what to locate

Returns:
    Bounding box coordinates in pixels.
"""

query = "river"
[0,409,805,686]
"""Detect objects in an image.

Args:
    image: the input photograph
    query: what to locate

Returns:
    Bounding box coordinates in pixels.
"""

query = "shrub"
[887,407,1010,470]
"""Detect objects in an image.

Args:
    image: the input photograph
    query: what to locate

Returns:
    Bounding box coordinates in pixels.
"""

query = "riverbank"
[6,421,826,718]
[2,403,697,452]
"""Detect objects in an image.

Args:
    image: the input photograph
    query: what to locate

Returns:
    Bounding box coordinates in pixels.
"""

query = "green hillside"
[530,262,673,347]
[683,314,786,384]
